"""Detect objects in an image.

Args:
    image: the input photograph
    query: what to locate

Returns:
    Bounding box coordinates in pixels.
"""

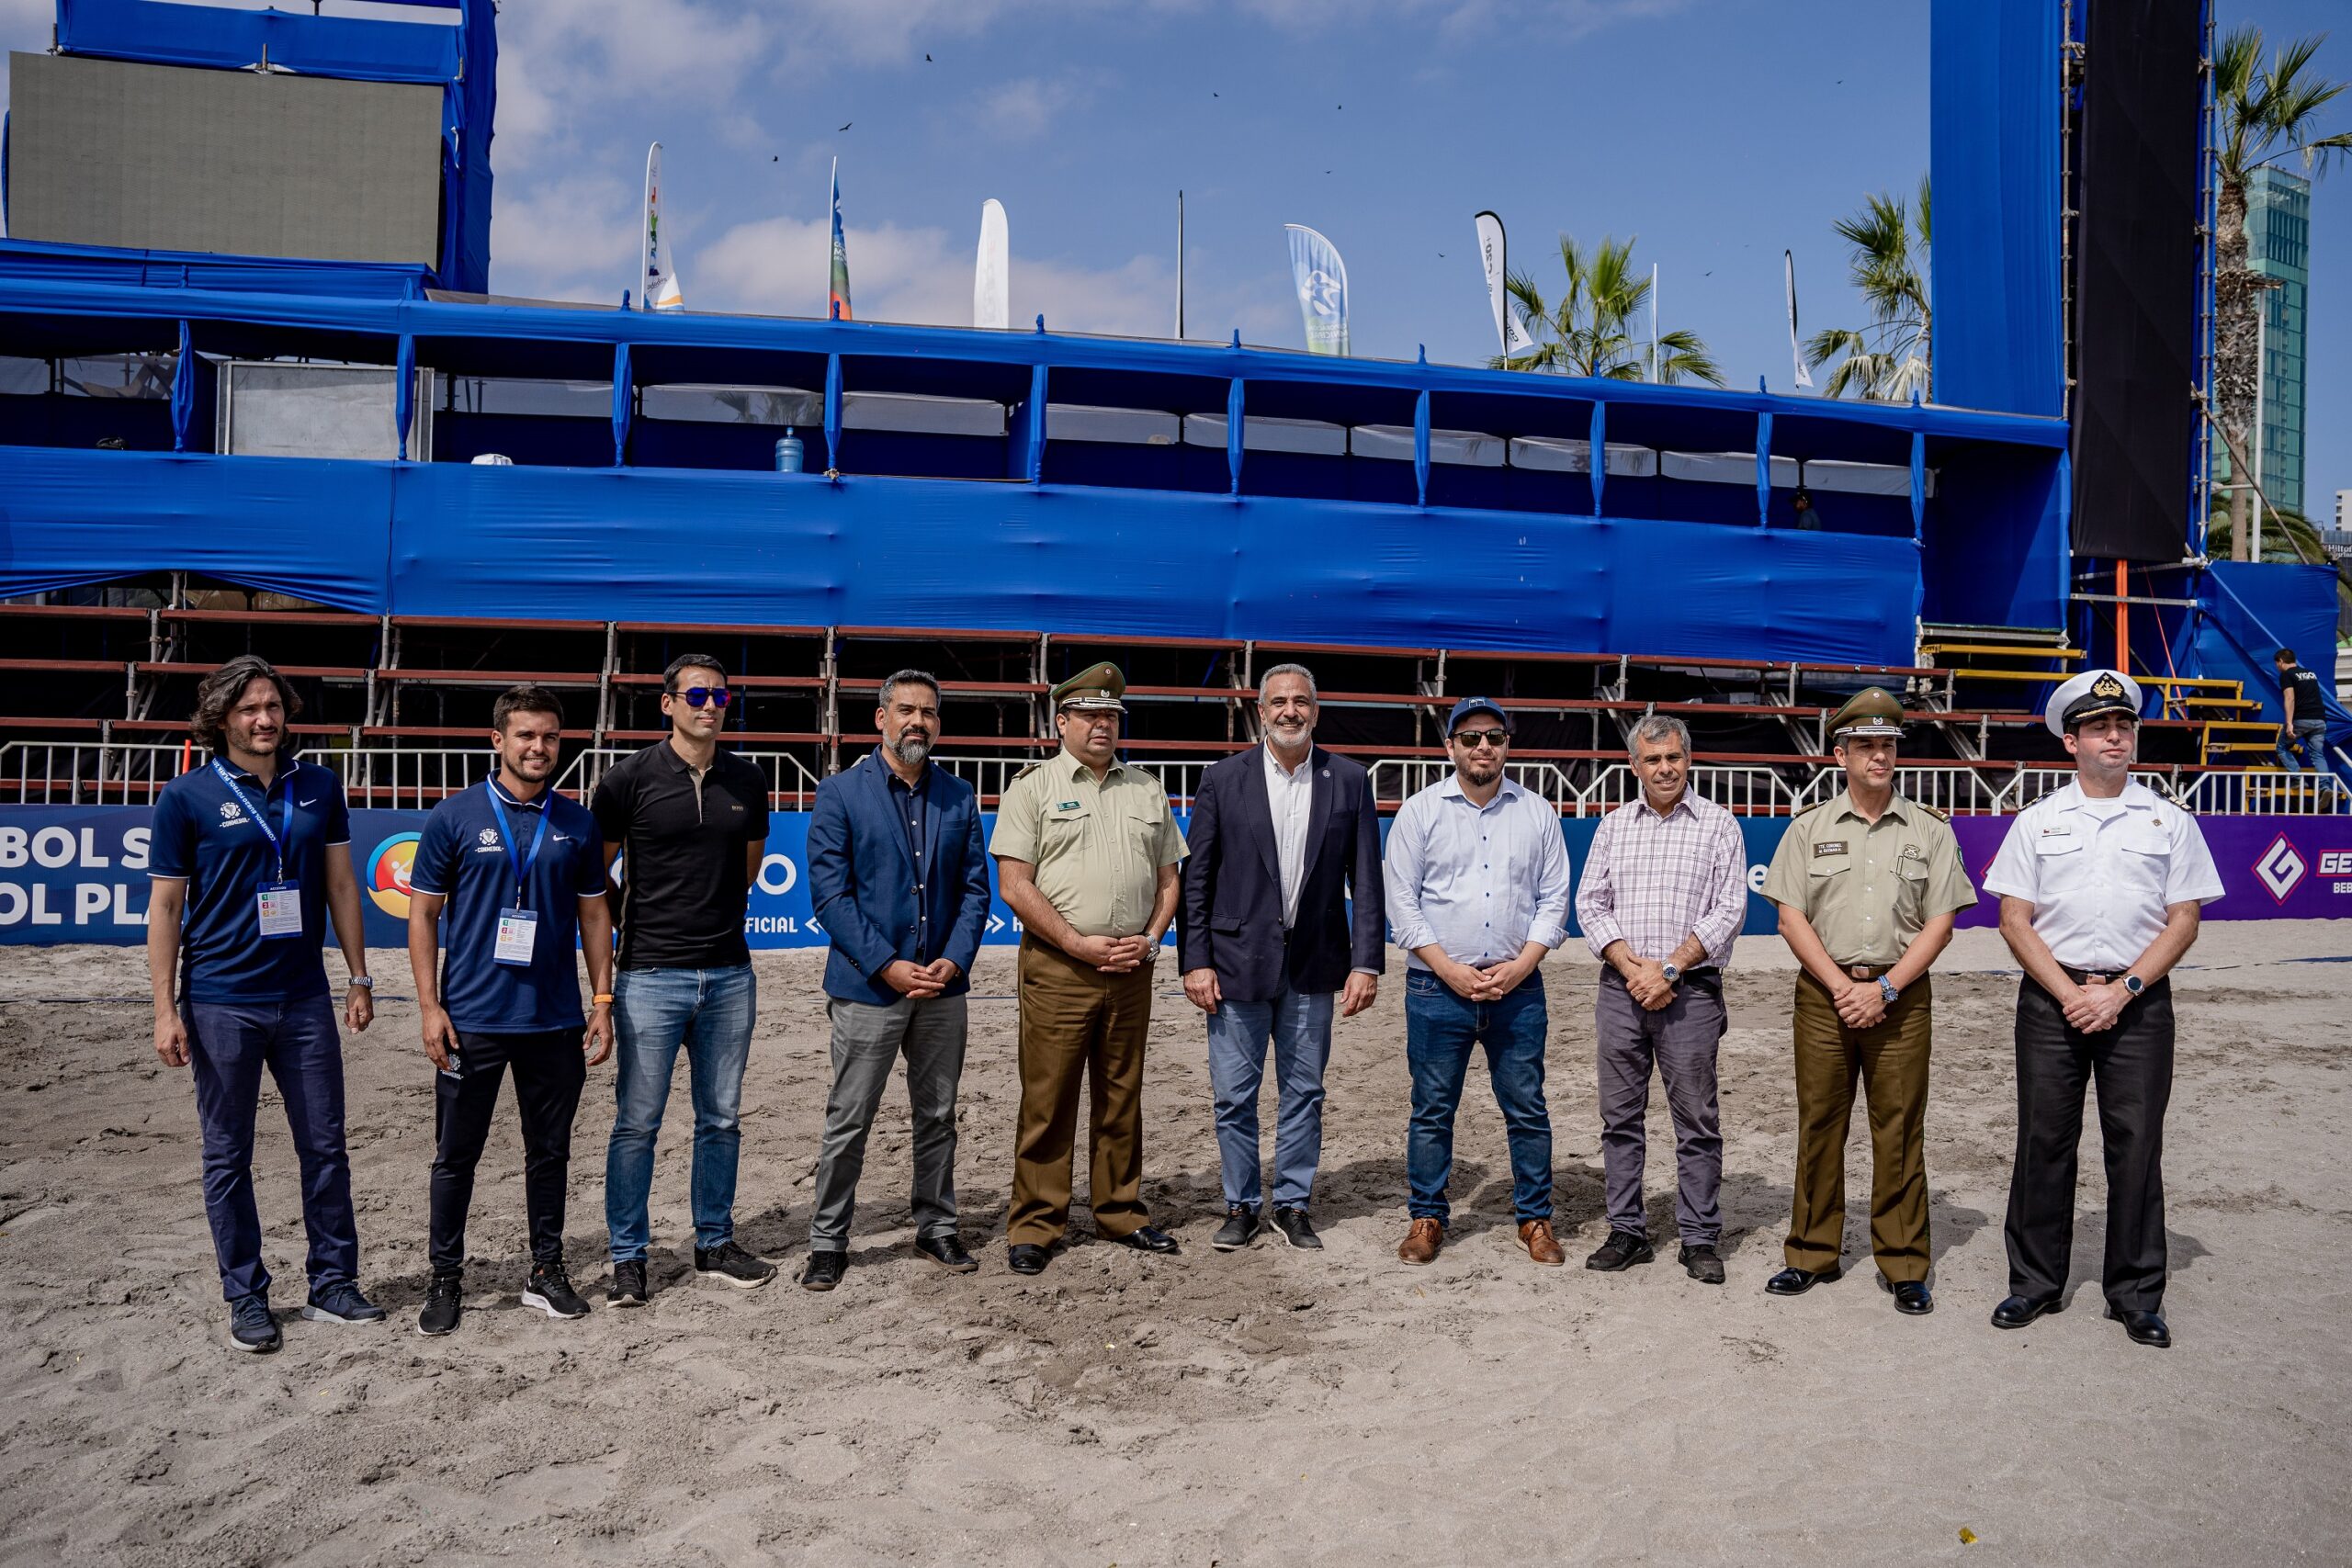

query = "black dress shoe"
[1211,1205,1261,1252]
[799,1250,846,1292]
[1585,1230,1656,1271]
[1678,1244,1725,1285]
[1270,1207,1322,1250]
[1006,1244,1051,1276]
[1990,1292,2064,1330]
[1110,1224,1181,1255]
[1889,1279,1934,1315]
[915,1234,978,1272]
[2106,1305,2171,1348]
[1764,1263,1842,1296]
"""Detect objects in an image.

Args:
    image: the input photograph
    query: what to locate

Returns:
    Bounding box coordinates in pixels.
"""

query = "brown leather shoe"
[1518,1219,1566,1266]
[1396,1218,1444,1266]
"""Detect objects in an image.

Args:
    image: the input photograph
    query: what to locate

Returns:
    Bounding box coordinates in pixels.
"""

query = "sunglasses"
[673,686,731,709]
[1453,728,1510,749]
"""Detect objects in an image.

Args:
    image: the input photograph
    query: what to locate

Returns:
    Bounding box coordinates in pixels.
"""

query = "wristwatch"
[347,976,374,989]
[2121,974,2145,997]
[1877,976,1901,1006]
[1659,963,1681,985]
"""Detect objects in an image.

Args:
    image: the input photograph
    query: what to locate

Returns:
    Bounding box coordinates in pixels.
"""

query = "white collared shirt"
[1384,773,1573,969]
[1262,742,1314,928]
[1982,780,2224,970]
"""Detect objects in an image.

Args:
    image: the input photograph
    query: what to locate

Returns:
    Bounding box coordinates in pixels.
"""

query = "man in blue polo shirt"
[147,655,383,1354]
[406,684,616,1337]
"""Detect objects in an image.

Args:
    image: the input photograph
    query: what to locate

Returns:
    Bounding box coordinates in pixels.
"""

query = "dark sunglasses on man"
[674,686,731,709]
[1453,728,1509,750]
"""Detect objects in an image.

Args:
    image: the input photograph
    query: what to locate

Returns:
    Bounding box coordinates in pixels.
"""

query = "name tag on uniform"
[255,882,302,939]
[1814,840,1848,858]
[495,909,539,965]
[1057,800,1080,811]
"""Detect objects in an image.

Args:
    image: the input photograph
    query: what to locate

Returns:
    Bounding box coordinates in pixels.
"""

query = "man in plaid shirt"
[1573,716,1751,1283]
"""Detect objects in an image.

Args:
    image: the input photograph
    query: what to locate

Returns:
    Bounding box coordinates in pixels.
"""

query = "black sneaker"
[522,1261,590,1320]
[228,1293,280,1354]
[417,1272,463,1337]
[1585,1230,1657,1271]
[1270,1207,1324,1250]
[302,1280,388,1324]
[800,1250,847,1292]
[607,1258,649,1308]
[1211,1204,1261,1252]
[694,1241,777,1290]
[1679,1244,1727,1285]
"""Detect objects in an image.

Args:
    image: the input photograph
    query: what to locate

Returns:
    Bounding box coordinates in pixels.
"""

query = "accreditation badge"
[255,881,303,940]
[495,909,539,966]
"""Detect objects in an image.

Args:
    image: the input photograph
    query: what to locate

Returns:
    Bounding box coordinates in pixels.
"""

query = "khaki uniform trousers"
[1786,971,1932,1282]
[1009,937,1155,1247]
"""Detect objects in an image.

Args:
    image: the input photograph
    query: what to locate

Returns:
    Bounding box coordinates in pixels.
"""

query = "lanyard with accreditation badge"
[484,782,549,966]
[212,759,302,940]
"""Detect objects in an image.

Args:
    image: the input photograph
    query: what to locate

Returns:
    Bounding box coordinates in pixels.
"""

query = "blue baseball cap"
[1445,696,1511,735]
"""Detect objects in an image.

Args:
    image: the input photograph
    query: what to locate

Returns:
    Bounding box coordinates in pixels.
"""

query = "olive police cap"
[1053,661,1128,713]
[2046,668,2142,737]
[1826,686,1905,740]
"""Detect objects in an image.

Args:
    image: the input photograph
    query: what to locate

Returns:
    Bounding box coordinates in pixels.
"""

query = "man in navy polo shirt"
[406,684,616,1337]
[147,655,383,1354]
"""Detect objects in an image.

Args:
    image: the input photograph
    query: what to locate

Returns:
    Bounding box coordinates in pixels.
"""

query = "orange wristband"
[593,994,615,1006]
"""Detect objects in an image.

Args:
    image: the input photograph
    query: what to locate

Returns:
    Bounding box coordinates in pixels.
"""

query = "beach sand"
[1,921,2346,1566]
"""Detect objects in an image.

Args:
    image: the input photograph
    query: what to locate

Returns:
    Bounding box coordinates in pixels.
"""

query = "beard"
[890,729,933,766]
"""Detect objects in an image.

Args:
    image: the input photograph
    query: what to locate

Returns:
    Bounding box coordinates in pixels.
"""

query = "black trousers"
[429,1028,587,1274]
[2004,977,2174,1312]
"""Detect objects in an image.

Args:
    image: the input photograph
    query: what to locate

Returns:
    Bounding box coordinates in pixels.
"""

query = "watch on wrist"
[347,976,374,988]
[1877,976,1900,1005]
[1659,963,1681,984]
[2121,974,2145,997]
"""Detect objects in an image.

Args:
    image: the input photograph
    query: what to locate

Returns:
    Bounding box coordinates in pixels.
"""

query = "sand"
[1,921,2347,1567]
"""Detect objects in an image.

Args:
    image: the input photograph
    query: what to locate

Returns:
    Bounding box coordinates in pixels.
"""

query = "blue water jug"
[775,429,805,472]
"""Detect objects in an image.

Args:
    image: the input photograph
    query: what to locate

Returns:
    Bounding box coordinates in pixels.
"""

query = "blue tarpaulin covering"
[2195,561,2349,780]
[0,448,1923,665]
[0,240,433,302]
[1930,0,2064,417]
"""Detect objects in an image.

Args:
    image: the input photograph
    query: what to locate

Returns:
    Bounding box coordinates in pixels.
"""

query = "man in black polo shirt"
[407,685,616,1336]
[594,653,775,1303]
[2273,647,2335,791]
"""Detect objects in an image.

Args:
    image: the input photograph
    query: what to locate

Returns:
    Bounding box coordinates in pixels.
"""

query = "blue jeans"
[183,995,357,1303]
[1205,984,1336,1211]
[1405,969,1553,1224]
[605,964,755,1262]
[2278,720,2329,775]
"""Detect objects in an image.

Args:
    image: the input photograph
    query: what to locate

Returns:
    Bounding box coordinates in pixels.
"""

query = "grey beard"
[890,731,933,766]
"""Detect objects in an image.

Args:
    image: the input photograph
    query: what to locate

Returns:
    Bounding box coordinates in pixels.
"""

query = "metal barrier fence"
[0,741,2342,817]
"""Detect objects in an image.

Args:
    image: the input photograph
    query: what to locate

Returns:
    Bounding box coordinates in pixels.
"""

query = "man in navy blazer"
[1179,663,1385,1252]
[802,671,992,1288]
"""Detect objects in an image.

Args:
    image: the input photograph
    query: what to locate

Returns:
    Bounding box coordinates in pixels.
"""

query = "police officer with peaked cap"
[1981,668,2222,1348]
[989,661,1187,1274]
[1758,687,1977,1314]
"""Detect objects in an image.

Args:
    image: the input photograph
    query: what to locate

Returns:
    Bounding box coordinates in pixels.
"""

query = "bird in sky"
[926,53,934,62]
[839,122,853,131]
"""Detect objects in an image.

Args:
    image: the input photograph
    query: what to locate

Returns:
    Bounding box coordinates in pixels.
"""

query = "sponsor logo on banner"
[367,832,422,919]
[2255,834,2307,903]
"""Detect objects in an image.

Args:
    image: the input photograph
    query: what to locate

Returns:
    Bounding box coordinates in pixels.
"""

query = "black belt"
[1843,963,1895,981]
[2061,964,2130,986]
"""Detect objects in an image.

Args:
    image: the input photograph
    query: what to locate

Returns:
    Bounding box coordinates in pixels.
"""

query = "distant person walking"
[1385,697,1573,1269]
[1178,663,1384,1254]
[406,685,615,1336]
[594,653,776,1304]
[990,663,1187,1276]
[799,671,991,1290]
[1572,715,1748,1285]
[2272,647,2333,787]
[147,655,384,1353]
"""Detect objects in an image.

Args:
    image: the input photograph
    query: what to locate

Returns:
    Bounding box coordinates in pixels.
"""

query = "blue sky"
[4,0,2346,513]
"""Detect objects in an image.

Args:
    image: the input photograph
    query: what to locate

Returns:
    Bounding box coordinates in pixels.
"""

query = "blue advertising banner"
[4,807,2346,949]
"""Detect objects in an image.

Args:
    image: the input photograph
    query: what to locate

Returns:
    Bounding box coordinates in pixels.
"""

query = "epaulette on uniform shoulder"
[1008,761,1043,785]
[1915,800,1951,822]
[1791,795,1837,821]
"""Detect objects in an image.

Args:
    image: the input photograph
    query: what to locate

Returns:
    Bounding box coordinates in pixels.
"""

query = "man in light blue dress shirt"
[1384,697,1574,1268]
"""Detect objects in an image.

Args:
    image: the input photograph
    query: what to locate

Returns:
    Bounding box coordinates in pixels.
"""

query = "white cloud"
[492,0,773,172]
[488,175,641,304]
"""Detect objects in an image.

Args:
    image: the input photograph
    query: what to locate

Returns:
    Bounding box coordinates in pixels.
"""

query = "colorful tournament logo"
[366,832,422,919]
[2254,833,2306,904]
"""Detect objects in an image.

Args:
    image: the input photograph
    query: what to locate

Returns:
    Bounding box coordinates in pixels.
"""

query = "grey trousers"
[808,994,968,1251]
[1594,970,1725,1246]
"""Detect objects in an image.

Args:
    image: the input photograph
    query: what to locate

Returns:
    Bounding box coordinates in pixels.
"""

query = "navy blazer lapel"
[1233,747,1280,886]
[919,762,944,879]
[1302,746,1335,876]
[864,751,918,880]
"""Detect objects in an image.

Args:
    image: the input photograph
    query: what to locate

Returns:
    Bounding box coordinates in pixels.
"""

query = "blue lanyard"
[484,782,549,910]
[211,759,295,881]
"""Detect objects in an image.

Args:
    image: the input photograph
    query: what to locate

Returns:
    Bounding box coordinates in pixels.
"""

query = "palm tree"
[1805,176,1931,400]
[2214,28,2352,559]
[1492,234,1724,385]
